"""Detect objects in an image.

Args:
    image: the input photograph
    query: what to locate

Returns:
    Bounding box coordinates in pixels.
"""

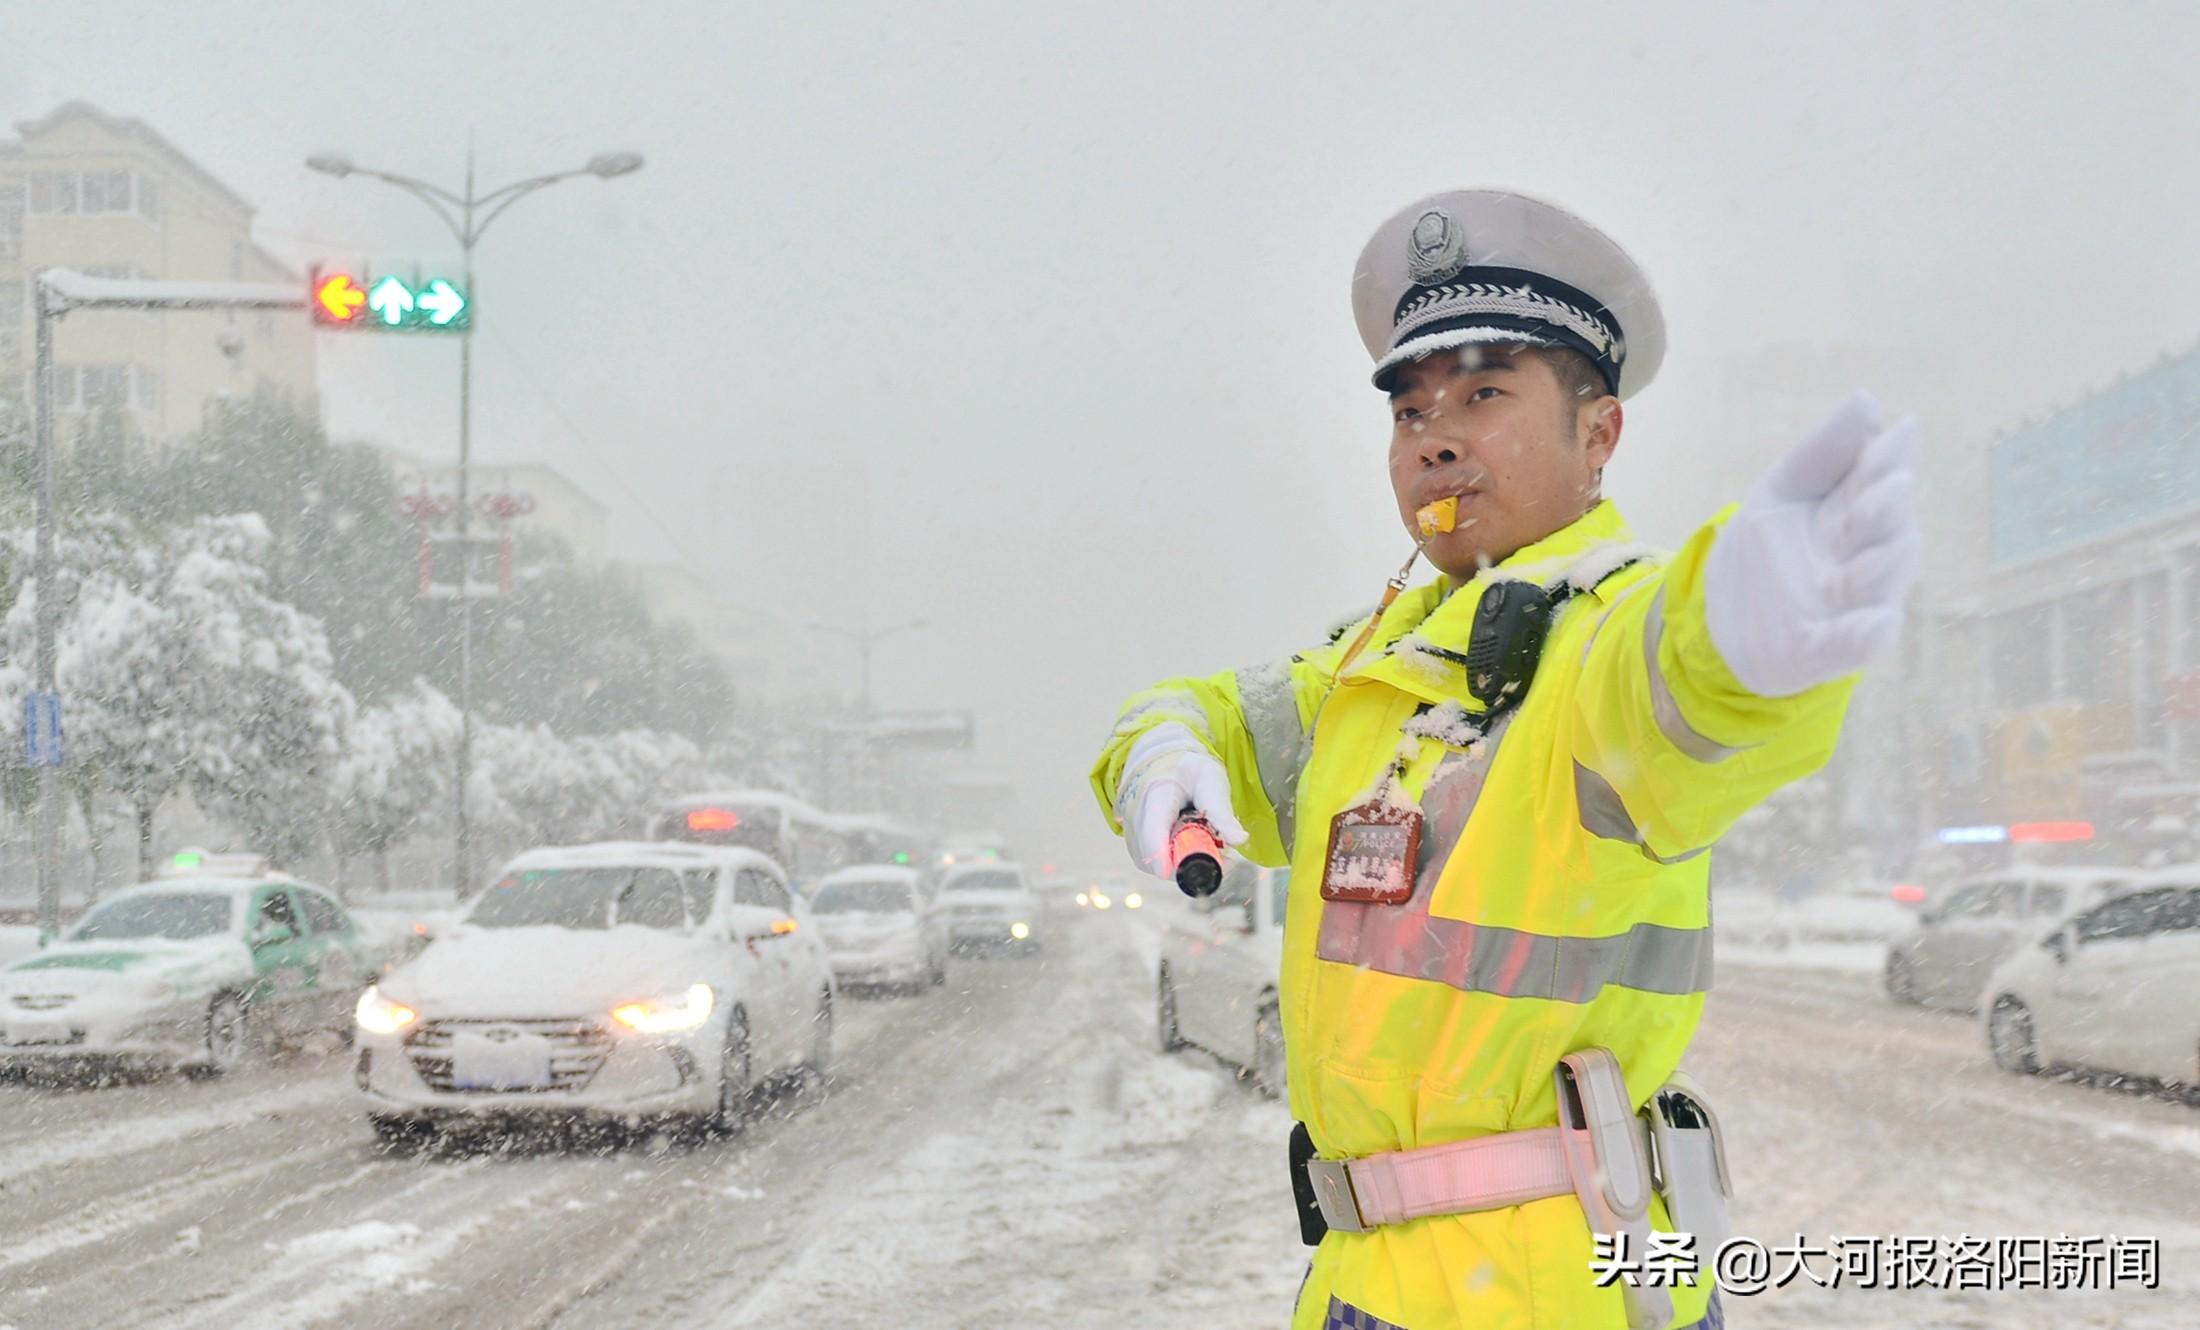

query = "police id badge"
[1319,798,1422,905]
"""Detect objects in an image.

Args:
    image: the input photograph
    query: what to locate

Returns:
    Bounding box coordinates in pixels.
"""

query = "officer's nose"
[1420,441,1459,469]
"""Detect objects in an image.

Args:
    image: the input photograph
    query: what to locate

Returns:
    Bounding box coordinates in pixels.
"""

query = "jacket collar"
[1345,500,1642,706]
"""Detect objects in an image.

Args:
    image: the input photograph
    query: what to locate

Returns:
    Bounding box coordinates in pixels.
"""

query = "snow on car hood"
[379,925,720,1017]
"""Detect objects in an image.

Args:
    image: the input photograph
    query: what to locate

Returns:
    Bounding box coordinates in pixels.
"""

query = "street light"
[808,618,930,717]
[807,618,928,811]
[306,145,642,896]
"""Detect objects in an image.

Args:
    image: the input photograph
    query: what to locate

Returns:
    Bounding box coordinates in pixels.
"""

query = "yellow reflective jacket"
[1091,500,1855,1330]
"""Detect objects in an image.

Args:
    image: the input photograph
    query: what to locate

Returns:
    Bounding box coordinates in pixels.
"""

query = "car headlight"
[1009,921,1030,940]
[1125,892,1144,910]
[612,983,715,1033]
[355,985,417,1035]
[1092,892,1112,910]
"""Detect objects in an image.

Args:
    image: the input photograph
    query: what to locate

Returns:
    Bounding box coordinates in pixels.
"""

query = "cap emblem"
[1405,209,1470,284]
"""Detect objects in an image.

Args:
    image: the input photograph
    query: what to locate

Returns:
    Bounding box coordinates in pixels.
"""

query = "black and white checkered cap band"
[1375,266,1625,394]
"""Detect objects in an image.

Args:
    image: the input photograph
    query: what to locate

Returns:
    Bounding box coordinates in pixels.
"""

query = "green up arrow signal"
[367,276,415,326]
[417,278,468,327]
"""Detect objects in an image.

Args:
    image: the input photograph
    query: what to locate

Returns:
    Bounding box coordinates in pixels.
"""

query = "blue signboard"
[1989,348,2200,566]
[22,691,61,768]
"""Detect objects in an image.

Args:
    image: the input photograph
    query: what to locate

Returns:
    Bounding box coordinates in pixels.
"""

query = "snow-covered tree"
[174,516,355,869]
[331,679,463,893]
[1,514,356,876]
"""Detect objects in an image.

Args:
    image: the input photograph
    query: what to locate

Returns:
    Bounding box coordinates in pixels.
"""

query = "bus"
[651,791,936,893]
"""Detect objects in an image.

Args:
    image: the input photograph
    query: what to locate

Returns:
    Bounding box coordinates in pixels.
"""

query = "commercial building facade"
[1929,345,2200,846]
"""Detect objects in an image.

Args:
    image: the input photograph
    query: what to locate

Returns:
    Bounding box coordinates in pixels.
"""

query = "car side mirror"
[2045,929,2070,964]
[250,921,295,949]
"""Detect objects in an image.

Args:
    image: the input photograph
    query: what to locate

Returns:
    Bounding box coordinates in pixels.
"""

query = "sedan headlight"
[1009,921,1031,940]
[612,983,715,1033]
[1125,892,1144,910]
[355,985,417,1035]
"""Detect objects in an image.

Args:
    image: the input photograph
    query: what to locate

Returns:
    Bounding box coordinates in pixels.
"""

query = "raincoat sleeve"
[1569,509,1858,861]
[1089,628,1353,869]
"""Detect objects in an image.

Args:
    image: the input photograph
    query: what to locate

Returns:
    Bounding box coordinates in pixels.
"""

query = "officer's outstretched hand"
[1114,721,1248,875]
[1704,391,1921,698]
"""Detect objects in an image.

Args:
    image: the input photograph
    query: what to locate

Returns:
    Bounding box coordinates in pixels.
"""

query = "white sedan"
[1156,859,1289,1097]
[1884,868,2130,1011]
[1982,872,2200,1089]
[936,862,1042,953]
[810,865,949,992]
[355,842,834,1143]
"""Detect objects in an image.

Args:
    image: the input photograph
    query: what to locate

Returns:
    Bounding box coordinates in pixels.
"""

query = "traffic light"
[311,267,470,331]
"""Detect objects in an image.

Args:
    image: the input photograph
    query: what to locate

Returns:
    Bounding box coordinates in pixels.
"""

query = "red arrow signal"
[315,273,366,323]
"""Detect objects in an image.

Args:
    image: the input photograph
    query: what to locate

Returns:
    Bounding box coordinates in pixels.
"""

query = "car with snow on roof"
[936,861,1041,953]
[0,853,385,1077]
[1981,868,2200,1090]
[1883,867,2133,1012]
[353,841,834,1143]
[809,865,949,993]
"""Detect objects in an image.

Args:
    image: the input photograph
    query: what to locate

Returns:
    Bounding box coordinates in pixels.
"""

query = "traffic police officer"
[1091,188,1919,1329]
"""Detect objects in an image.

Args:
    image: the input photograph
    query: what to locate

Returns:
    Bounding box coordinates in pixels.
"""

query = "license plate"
[448,1033,554,1090]
[7,1020,70,1046]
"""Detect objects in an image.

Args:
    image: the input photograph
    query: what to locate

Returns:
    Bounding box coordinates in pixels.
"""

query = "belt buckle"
[1304,1158,1370,1234]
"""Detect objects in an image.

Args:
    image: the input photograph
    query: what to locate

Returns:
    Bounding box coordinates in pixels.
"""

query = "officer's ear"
[1579,395,1623,472]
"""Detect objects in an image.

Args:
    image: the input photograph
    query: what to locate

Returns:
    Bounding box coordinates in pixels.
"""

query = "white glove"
[1704,391,1921,698]
[1113,721,1248,875]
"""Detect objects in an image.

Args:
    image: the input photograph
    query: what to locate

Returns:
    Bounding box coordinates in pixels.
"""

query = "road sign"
[22,692,61,768]
[309,266,471,331]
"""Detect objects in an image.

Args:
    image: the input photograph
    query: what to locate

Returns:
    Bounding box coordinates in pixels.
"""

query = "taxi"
[0,852,386,1076]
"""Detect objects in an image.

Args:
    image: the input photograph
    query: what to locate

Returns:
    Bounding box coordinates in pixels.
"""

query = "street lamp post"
[307,147,642,895]
[809,618,930,718]
[808,618,928,808]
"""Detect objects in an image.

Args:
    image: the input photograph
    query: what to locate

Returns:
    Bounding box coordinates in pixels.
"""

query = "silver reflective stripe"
[1573,761,1710,866]
[1641,591,1747,764]
[1237,658,1307,849]
[1316,895,1711,1001]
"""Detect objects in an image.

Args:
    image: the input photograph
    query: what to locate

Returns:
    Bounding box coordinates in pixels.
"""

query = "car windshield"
[812,880,914,914]
[67,892,232,941]
[945,870,1022,893]
[468,867,690,931]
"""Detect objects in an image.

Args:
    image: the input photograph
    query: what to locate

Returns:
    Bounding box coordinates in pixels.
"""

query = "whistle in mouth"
[1416,496,1459,537]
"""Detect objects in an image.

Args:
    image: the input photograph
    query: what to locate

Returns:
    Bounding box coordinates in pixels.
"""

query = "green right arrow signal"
[417,278,468,327]
[367,276,415,326]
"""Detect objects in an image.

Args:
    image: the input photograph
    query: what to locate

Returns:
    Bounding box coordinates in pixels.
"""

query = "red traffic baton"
[1171,814,1225,898]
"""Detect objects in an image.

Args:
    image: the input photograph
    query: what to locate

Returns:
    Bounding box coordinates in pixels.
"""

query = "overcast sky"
[5,1,2196,868]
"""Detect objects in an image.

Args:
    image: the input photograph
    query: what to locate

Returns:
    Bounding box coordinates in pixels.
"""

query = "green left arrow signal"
[367,276,415,326]
[417,279,468,327]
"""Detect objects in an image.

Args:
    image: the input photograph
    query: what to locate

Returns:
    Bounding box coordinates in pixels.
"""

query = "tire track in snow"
[0,1078,340,1187]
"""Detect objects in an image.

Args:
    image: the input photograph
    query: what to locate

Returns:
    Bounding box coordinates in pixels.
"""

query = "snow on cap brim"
[1371,327,1559,394]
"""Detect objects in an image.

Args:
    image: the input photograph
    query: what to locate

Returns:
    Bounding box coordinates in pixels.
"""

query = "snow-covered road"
[0,920,2194,1329]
